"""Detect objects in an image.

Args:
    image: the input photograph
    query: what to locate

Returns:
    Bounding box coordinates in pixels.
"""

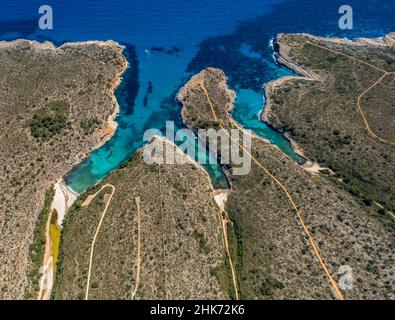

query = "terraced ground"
[0,40,127,299]
[52,139,233,300]
[179,67,394,299]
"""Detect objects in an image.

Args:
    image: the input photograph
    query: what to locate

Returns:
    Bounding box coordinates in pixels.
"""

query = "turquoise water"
[233,89,301,163]
[1,0,395,193]
[66,44,231,191]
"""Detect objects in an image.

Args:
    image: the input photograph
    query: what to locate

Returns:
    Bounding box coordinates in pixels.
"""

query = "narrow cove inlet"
[1,0,395,303]
[65,42,302,194]
[20,0,388,194]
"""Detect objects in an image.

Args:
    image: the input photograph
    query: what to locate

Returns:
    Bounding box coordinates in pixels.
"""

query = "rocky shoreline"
[262,32,395,125]
[36,41,128,300]
[0,38,128,299]
[260,32,395,167]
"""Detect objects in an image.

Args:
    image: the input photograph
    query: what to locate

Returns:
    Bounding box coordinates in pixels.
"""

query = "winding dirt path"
[199,82,345,300]
[37,211,54,300]
[215,205,239,300]
[356,72,395,145]
[305,40,395,145]
[84,184,116,300]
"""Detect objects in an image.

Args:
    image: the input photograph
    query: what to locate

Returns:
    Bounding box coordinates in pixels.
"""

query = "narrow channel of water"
[65,44,301,193]
[2,0,394,193]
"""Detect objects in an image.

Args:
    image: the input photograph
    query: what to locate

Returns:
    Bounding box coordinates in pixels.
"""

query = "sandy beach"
[52,180,79,226]
[34,40,128,300]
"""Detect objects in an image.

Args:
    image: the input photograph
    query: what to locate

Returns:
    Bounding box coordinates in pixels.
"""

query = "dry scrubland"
[0,40,126,299]
[1,33,394,301]
[52,140,231,300]
[179,68,394,299]
[266,33,395,215]
[359,73,395,144]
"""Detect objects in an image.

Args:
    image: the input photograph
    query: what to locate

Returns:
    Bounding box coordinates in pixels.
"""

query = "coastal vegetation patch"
[29,100,70,139]
[25,186,54,299]
[49,210,61,276]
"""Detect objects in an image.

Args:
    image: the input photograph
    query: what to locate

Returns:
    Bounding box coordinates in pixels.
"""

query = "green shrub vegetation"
[80,117,101,135]
[25,186,55,299]
[259,278,285,298]
[29,101,70,139]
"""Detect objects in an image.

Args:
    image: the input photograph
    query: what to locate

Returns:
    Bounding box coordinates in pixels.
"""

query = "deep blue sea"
[1,0,395,192]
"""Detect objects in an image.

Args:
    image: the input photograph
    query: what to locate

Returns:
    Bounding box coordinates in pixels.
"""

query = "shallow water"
[1,0,395,192]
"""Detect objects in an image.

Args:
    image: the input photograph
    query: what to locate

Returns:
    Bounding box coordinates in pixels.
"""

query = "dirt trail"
[199,82,345,300]
[357,72,395,145]
[217,206,239,300]
[305,40,395,145]
[37,211,54,300]
[131,197,142,300]
[305,40,387,72]
[84,184,116,300]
